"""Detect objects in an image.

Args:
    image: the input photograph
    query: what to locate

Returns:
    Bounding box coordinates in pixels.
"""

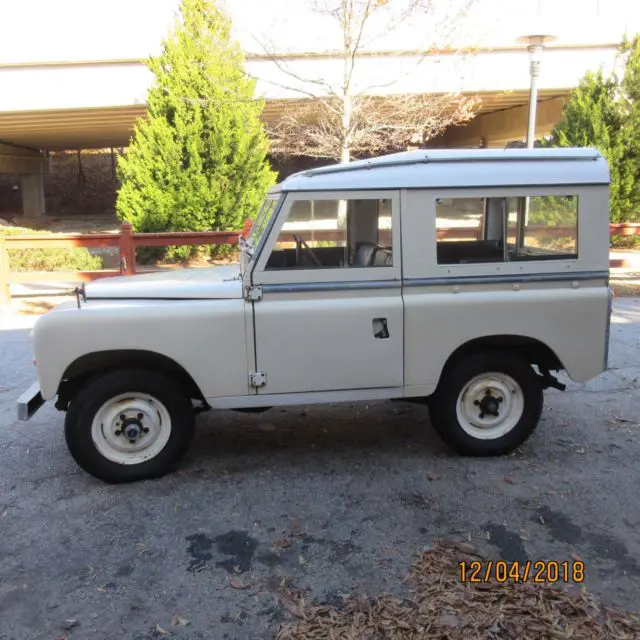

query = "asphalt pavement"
[1,298,640,640]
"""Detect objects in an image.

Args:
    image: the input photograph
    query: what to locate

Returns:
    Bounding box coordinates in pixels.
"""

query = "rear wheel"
[428,351,543,456]
[65,369,195,483]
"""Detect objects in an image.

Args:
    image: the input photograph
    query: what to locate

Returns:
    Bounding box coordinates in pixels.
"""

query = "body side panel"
[403,282,609,386]
[32,299,249,400]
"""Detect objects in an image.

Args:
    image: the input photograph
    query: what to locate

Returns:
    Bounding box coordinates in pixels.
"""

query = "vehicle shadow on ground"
[181,400,467,474]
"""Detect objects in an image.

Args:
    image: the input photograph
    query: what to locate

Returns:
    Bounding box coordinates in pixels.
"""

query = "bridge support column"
[20,170,46,217]
[0,144,46,217]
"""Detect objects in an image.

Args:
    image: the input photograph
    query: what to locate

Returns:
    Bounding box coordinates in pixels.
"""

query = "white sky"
[0,0,639,64]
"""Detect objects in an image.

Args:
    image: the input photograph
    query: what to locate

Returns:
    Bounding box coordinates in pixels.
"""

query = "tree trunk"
[340,0,352,165]
[340,88,352,164]
[340,83,353,163]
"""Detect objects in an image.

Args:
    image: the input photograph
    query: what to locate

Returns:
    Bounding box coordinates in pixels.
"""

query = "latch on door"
[372,318,389,339]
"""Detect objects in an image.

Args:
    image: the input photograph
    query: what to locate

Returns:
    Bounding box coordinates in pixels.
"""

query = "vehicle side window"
[435,194,579,265]
[507,196,578,261]
[435,197,505,265]
[265,198,393,270]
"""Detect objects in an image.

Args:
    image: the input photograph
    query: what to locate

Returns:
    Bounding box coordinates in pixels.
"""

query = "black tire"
[65,369,195,483]
[428,350,543,456]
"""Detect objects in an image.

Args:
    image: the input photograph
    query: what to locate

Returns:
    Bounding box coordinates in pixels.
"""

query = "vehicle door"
[247,190,404,395]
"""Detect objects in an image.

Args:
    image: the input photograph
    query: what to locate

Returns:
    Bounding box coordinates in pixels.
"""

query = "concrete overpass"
[0,42,623,216]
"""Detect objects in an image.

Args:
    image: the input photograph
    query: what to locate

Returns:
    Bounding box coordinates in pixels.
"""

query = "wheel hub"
[476,391,503,418]
[456,372,525,440]
[115,412,150,443]
[91,393,172,465]
[123,419,142,442]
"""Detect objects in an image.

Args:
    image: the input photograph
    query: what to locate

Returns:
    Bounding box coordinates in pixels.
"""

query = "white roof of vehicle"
[272,147,610,193]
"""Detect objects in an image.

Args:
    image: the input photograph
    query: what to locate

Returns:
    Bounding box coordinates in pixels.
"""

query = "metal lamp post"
[517,34,557,148]
[514,33,557,248]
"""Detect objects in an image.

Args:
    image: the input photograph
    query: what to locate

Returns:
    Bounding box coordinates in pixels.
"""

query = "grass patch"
[611,279,640,297]
[2,226,102,272]
[611,235,640,250]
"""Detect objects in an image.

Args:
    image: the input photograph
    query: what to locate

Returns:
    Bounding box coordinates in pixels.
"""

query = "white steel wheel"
[90,392,172,465]
[455,372,524,440]
[428,351,543,457]
[66,369,195,483]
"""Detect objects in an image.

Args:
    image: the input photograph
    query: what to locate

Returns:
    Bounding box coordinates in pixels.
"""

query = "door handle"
[372,317,389,339]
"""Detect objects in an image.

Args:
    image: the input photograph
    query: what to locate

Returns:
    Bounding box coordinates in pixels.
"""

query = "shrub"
[115,0,276,262]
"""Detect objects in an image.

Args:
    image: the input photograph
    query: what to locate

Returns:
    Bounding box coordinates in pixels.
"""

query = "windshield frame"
[244,192,283,263]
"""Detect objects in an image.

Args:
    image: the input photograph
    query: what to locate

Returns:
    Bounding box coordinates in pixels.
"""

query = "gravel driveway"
[1,298,640,640]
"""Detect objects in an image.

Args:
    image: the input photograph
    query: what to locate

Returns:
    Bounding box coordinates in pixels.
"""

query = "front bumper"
[17,381,45,421]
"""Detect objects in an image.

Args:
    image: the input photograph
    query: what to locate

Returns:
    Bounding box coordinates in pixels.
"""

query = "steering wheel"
[292,234,322,267]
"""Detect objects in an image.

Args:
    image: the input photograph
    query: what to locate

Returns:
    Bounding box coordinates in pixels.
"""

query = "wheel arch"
[55,349,206,411]
[440,334,564,381]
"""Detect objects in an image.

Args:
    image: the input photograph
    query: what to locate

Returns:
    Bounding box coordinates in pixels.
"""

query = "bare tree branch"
[251,37,339,97]
[256,0,482,162]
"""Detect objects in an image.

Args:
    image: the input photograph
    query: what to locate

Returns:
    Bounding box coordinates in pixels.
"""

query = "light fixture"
[517,34,557,148]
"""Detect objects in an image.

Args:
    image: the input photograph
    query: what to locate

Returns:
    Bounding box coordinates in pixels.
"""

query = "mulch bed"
[273,540,640,640]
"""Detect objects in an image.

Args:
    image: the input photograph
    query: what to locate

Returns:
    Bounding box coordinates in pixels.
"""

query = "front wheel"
[65,369,195,483]
[428,351,543,456]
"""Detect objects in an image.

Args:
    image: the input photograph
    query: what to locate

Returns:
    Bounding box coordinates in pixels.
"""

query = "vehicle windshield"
[245,194,280,259]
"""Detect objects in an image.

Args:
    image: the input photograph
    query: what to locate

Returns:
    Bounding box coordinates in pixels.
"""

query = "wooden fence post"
[119,223,136,275]
[243,218,253,238]
[0,234,10,307]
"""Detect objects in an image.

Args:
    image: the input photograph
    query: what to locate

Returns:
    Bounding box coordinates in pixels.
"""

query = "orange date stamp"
[458,560,585,584]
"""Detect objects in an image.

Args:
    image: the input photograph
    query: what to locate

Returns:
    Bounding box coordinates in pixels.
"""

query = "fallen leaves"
[273,540,640,640]
[272,539,294,549]
[136,542,152,556]
[608,415,639,430]
[229,577,254,590]
[171,614,189,627]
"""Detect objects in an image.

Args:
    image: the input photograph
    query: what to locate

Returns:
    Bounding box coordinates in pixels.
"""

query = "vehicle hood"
[84,264,243,300]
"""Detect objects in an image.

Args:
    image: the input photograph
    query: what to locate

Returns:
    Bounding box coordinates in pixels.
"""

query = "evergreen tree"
[115,0,276,260]
[545,68,634,223]
[619,35,640,214]
[544,36,640,223]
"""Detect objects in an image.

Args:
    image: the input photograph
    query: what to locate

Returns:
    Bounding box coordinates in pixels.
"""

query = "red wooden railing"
[0,219,253,306]
[0,220,638,306]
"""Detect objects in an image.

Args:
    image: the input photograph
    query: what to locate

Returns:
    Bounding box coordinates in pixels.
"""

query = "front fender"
[32,299,249,400]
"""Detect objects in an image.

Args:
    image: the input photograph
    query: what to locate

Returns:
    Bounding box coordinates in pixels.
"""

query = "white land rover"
[17,148,613,483]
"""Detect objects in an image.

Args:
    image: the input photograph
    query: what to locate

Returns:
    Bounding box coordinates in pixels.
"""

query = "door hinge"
[245,285,263,301]
[249,371,267,388]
